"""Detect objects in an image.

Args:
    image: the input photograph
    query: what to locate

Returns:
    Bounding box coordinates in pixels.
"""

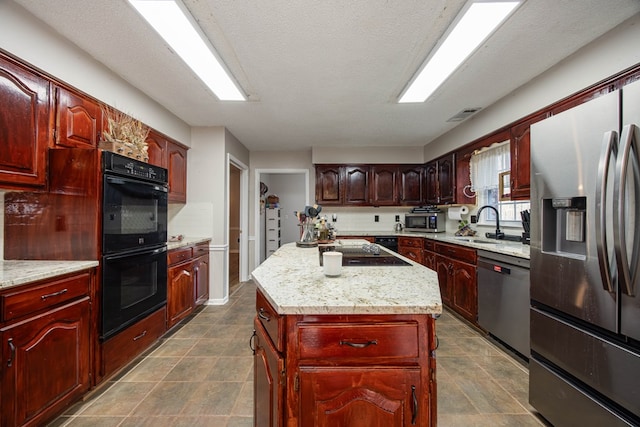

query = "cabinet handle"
[258,308,271,322]
[133,330,147,341]
[7,338,15,367]
[339,339,377,348]
[182,270,191,276]
[41,288,68,300]
[411,385,418,425]
[249,329,256,355]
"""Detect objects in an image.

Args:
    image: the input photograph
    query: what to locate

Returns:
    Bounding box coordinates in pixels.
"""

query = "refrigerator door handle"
[596,131,618,293]
[613,123,640,296]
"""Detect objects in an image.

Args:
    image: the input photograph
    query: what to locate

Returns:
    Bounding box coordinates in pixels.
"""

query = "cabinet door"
[0,55,50,188]
[1,298,90,427]
[146,130,168,168]
[344,165,369,205]
[253,319,284,427]
[299,367,423,426]
[370,165,398,206]
[194,254,209,306]
[423,249,436,270]
[437,153,456,204]
[424,161,439,205]
[435,256,453,306]
[398,165,425,205]
[315,165,343,205]
[510,114,545,200]
[54,86,101,148]
[167,142,187,203]
[451,260,477,323]
[167,261,194,328]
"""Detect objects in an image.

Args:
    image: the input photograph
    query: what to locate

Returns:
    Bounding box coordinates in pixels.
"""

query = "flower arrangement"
[100,105,150,161]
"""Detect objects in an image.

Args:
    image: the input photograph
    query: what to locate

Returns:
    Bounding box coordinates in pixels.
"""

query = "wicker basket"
[99,140,149,162]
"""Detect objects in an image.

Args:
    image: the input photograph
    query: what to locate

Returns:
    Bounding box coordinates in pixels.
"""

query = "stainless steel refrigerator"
[530,78,640,426]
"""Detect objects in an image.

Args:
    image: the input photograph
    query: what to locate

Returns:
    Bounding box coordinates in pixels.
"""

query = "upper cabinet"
[398,165,425,205]
[370,165,398,206]
[316,164,426,206]
[344,165,369,205]
[0,54,50,189]
[146,130,188,203]
[510,114,546,200]
[315,165,343,205]
[425,153,456,205]
[54,86,102,149]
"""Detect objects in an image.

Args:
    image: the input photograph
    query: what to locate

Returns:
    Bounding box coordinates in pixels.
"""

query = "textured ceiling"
[11,0,640,151]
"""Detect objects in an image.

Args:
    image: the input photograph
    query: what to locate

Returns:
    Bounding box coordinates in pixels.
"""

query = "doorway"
[229,164,241,294]
[255,169,309,266]
[228,154,249,298]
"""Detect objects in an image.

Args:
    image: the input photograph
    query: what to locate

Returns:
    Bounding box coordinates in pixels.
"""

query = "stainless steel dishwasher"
[477,250,530,358]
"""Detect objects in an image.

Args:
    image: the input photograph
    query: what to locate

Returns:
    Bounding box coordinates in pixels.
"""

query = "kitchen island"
[251,240,441,427]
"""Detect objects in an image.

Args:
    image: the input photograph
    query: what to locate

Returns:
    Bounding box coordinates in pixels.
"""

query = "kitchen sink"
[454,238,499,244]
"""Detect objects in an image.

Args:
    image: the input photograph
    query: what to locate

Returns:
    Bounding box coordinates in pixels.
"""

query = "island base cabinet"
[1,298,90,427]
[253,319,285,427]
[299,368,425,427]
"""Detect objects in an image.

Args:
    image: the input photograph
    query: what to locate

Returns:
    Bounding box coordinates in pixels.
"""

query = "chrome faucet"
[477,205,504,240]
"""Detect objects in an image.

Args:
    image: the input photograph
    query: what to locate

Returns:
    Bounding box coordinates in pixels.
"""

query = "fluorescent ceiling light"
[129,0,245,101]
[398,0,521,103]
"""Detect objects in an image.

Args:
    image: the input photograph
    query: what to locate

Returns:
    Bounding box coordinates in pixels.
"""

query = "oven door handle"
[105,175,168,194]
[104,245,168,261]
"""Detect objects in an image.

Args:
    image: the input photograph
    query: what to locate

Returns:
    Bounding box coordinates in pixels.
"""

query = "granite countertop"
[167,236,212,251]
[337,230,530,259]
[252,240,442,316]
[0,260,99,291]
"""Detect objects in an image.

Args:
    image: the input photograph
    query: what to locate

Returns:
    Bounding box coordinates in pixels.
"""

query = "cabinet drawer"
[435,242,477,264]
[1,272,91,322]
[398,247,423,264]
[424,239,435,251]
[256,290,284,352]
[298,322,419,361]
[193,243,209,257]
[398,237,424,249]
[168,247,193,265]
[102,307,166,377]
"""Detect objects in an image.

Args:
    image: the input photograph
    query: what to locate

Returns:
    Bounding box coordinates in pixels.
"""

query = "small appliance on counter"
[405,206,445,233]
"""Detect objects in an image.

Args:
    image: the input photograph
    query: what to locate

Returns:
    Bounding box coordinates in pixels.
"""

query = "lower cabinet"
[0,270,94,427]
[252,289,436,426]
[433,241,478,324]
[398,236,424,264]
[167,241,210,329]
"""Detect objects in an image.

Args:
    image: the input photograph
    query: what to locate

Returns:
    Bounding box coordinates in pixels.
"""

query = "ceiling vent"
[447,107,482,122]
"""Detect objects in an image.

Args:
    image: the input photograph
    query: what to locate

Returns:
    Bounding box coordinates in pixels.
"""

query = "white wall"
[424,13,640,160]
[262,173,306,245]
[0,1,190,144]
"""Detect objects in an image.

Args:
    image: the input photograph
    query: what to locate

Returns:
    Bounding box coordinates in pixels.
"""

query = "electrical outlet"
[374,215,379,222]
[471,215,477,224]
[395,215,400,222]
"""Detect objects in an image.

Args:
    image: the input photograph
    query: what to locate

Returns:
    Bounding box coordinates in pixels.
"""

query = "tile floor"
[51,281,547,426]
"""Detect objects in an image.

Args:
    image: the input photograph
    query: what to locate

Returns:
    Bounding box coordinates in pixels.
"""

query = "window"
[470,141,530,227]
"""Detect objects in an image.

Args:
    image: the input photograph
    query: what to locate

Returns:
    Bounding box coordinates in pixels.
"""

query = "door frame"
[228,154,250,283]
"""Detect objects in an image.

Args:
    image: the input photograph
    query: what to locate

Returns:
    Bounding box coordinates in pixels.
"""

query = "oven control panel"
[103,151,168,185]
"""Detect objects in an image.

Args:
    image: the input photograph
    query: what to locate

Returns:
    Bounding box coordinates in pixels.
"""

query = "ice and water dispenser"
[541,196,587,258]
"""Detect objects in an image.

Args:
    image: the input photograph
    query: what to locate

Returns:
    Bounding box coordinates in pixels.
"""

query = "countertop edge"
[0,260,100,291]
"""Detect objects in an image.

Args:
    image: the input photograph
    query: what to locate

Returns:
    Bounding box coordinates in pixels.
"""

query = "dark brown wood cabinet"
[315,164,425,206]
[426,154,456,205]
[398,236,424,265]
[344,165,369,205]
[146,131,188,203]
[398,165,425,205]
[167,242,211,328]
[433,242,477,324]
[54,86,102,149]
[0,53,50,189]
[510,114,546,200]
[253,289,436,426]
[0,270,95,427]
[370,165,398,206]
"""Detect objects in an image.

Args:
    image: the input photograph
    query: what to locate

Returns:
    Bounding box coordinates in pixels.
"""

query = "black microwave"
[404,213,446,233]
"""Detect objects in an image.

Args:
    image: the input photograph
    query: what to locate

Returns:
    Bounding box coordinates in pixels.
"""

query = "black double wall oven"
[101,152,168,341]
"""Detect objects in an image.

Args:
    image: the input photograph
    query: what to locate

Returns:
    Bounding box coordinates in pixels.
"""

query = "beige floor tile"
[205,356,252,382]
[62,417,125,427]
[131,382,197,416]
[181,381,243,416]
[149,338,197,357]
[232,381,255,416]
[80,382,156,416]
[120,356,181,382]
